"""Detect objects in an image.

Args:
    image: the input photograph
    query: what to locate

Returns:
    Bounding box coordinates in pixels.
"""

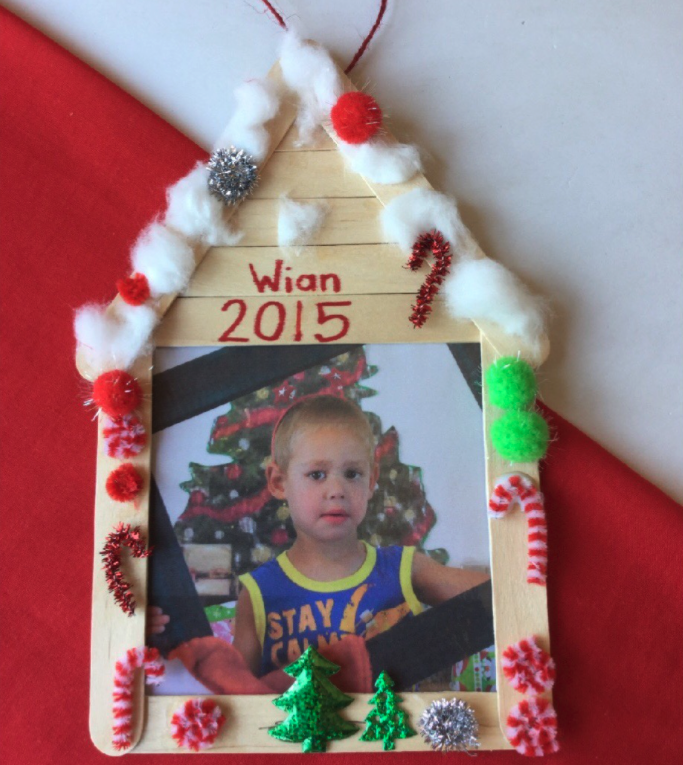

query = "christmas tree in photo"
[268,646,357,753]
[174,347,446,598]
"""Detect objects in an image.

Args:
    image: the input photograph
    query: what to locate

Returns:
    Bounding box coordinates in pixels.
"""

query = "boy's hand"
[146,606,170,635]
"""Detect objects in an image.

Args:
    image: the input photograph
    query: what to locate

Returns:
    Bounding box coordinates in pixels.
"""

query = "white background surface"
[154,345,489,566]
[6,0,683,502]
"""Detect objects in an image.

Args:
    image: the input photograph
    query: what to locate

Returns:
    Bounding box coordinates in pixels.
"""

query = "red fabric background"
[1,8,681,763]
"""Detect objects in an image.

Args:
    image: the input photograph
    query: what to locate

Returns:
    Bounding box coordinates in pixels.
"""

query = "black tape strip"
[365,580,494,689]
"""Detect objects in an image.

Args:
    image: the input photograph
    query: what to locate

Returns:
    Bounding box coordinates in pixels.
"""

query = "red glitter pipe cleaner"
[101,523,153,616]
[406,230,452,328]
[258,0,388,74]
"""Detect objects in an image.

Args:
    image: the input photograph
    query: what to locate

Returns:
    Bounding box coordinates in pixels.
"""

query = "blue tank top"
[239,543,422,676]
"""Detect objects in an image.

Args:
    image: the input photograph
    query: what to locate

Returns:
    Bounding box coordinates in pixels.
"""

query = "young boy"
[230,394,489,678]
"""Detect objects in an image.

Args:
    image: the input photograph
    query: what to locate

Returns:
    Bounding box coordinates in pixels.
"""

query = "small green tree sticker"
[268,646,358,753]
[360,671,416,751]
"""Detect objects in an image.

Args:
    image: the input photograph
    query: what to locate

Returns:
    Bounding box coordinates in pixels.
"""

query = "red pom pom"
[106,463,144,502]
[117,273,150,306]
[93,370,143,417]
[330,92,382,144]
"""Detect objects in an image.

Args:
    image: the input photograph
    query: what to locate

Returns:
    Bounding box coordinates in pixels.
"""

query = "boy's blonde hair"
[272,395,375,470]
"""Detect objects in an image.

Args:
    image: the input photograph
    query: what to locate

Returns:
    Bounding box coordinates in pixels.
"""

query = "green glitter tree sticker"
[268,646,358,753]
[360,671,416,751]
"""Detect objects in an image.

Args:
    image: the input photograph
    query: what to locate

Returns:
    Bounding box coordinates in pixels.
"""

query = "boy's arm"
[411,552,490,607]
[232,587,262,676]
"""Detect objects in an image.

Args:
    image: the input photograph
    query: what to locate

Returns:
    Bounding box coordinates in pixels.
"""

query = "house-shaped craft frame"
[79,59,552,755]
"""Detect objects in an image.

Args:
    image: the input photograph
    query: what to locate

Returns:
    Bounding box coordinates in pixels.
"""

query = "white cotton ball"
[444,258,547,353]
[74,301,158,374]
[280,32,343,144]
[278,197,328,249]
[280,32,342,106]
[339,141,422,185]
[234,79,280,125]
[381,189,465,252]
[215,79,280,161]
[131,222,195,297]
[164,163,243,247]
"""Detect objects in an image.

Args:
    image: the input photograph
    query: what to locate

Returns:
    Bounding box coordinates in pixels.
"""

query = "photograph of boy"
[150,394,489,681]
[235,394,489,675]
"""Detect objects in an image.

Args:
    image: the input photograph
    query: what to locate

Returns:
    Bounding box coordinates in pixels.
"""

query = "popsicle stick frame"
[83,60,552,756]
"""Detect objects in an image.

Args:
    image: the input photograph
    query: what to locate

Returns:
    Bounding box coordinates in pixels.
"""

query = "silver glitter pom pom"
[207,146,258,205]
[419,698,480,753]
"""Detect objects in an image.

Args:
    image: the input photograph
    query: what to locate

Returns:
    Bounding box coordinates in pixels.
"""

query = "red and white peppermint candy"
[103,413,147,459]
[502,636,556,695]
[506,698,559,757]
[170,698,226,752]
[112,646,165,750]
[488,473,548,585]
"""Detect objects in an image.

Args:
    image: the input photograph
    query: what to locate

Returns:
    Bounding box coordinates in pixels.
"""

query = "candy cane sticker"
[112,646,165,750]
[488,473,548,585]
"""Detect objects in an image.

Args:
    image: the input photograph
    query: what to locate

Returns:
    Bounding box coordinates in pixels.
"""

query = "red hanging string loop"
[344,0,388,73]
[406,230,453,328]
[260,1,287,30]
[258,0,388,73]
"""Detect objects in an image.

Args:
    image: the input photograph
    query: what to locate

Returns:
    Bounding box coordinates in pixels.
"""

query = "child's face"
[267,424,378,545]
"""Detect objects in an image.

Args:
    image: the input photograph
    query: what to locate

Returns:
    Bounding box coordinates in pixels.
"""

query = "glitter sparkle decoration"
[207,146,259,206]
[406,230,452,328]
[418,698,480,753]
[268,646,358,752]
[100,522,153,615]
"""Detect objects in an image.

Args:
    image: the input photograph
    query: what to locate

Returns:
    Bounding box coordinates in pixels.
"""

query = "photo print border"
[146,343,493,690]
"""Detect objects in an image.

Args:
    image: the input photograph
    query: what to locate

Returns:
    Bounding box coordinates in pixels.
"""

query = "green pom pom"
[486,357,538,410]
[490,410,549,462]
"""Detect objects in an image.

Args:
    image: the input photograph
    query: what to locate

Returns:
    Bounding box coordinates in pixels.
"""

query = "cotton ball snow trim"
[164,163,243,246]
[278,197,328,249]
[280,32,343,144]
[131,222,195,297]
[215,79,280,162]
[382,189,465,251]
[339,141,422,185]
[445,258,547,357]
[75,301,158,375]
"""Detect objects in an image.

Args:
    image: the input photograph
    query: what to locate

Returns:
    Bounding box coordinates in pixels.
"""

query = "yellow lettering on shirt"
[315,599,333,628]
[298,604,316,632]
[317,632,339,650]
[267,611,283,640]
[271,641,283,668]
[282,608,296,634]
